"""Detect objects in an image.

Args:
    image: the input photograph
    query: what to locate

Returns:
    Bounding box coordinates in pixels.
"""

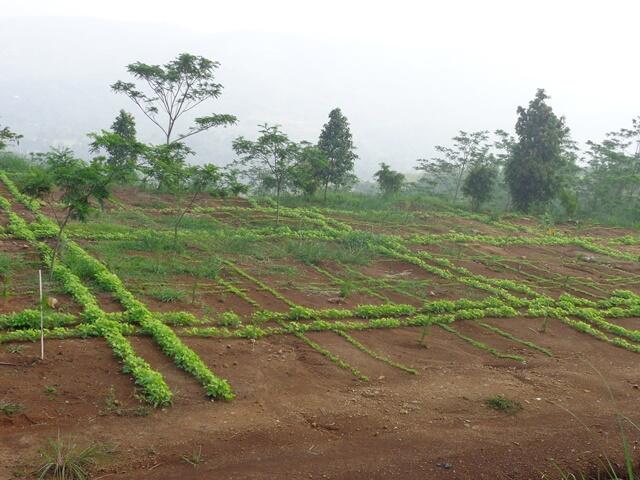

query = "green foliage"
[112,53,237,145]
[462,164,496,211]
[0,124,22,151]
[505,89,574,212]
[0,400,23,416]
[218,311,241,328]
[88,110,145,184]
[233,124,299,224]
[285,238,373,266]
[580,116,640,226]
[416,130,502,200]
[291,143,329,196]
[374,163,405,196]
[317,108,358,199]
[19,165,53,198]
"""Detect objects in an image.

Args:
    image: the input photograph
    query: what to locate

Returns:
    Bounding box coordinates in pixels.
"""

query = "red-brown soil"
[2,317,639,479]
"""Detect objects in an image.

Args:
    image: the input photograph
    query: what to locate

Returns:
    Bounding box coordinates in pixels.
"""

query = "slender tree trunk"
[49,211,72,280]
[323,182,328,202]
[453,165,466,202]
[276,181,281,226]
[173,190,200,250]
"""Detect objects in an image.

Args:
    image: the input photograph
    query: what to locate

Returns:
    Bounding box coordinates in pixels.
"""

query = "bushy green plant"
[218,311,241,328]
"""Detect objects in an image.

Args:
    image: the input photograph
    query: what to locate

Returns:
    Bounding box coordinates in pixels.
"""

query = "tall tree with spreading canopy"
[415,130,492,200]
[232,124,298,224]
[317,108,358,199]
[111,53,237,145]
[504,89,572,212]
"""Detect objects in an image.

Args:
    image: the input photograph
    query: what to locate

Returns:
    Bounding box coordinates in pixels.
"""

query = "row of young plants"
[0,310,77,330]
[179,205,638,358]
[258,206,640,355]
[0,190,175,406]
[61,240,235,401]
[221,257,435,376]
[221,255,543,369]
[438,324,525,362]
[333,330,418,374]
[1,173,233,402]
[4,170,639,378]
[410,231,638,262]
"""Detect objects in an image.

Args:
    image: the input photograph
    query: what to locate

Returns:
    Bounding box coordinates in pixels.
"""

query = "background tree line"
[2,53,640,230]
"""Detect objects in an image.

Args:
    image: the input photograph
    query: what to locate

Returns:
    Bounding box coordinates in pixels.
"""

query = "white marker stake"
[39,269,44,360]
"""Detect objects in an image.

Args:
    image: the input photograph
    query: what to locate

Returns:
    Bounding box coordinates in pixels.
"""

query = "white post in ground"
[39,269,44,360]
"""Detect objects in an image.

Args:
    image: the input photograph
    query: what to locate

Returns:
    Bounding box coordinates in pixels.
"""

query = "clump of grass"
[181,445,204,467]
[0,400,23,416]
[484,394,522,413]
[286,238,373,266]
[148,287,186,303]
[265,264,298,276]
[44,386,58,396]
[100,386,150,417]
[339,280,354,299]
[5,344,25,355]
[35,434,110,480]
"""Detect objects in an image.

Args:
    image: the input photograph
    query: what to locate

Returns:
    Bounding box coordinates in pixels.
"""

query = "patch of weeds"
[0,400,23,416]
[100,386,151,417]
[0,252,14,300]
[5,344,25,355]
[35,434,111,480]
[181,445,204,467]
[44,386,58,396]
[265,263,298,276]
[286,237,373,266]
[339,280,354,299]
[484,394,522,414]
[147,287,186,303]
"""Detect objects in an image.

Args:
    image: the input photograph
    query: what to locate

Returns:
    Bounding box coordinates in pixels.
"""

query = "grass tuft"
[484,394,522,413]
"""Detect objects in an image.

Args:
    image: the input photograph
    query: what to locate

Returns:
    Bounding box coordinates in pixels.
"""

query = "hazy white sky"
[6,0,640,47]
[2,1,640,176]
